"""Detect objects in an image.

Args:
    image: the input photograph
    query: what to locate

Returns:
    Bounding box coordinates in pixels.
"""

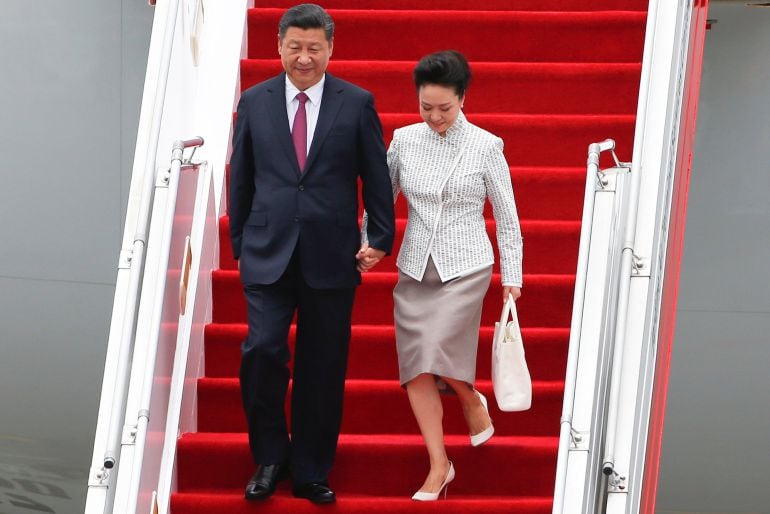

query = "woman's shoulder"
[391,123,431,149]
[464,121,503,149]
[393,122,427,139]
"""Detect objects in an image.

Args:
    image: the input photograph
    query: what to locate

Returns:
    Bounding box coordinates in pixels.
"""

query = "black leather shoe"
[244,463,289,500]
[292,481,336,504]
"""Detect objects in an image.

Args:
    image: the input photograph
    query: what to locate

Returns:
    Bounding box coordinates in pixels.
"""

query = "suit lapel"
[266,73,303,177]
[302,74,345,179]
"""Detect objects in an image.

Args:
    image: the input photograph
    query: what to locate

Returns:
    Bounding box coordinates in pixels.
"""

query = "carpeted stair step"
[249,9,646,62]
[379,113,635,166]
[241,60,642,114]
[218,217,581,274]
[176,433,558,496]
[212,271,575,327]
[204,324,569,381]
[196,378,563,435]
[228,111,635,166]
[252,0,646,10]
[171,492,553,514]
[225,166,589,221]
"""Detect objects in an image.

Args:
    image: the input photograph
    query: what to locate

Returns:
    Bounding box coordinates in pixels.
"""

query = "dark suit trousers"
[239,248,355,484]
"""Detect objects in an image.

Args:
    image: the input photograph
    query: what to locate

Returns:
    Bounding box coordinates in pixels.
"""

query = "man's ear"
[277,34,282,55]
[328,37,334,57]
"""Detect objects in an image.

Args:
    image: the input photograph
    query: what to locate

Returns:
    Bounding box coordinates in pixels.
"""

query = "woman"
[360,50,523,501]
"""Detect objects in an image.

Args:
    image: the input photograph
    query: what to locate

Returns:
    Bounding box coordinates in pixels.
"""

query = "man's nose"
[297,52,311,64]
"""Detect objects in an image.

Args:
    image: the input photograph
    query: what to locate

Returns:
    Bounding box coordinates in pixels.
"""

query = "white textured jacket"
[366,112,523,286]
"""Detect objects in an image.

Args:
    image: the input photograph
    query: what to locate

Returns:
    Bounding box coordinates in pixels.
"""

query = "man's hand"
[503,286,521,302]
[356,242,386,272]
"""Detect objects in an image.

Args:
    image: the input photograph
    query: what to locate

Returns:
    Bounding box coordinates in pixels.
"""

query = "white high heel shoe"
[470,391,494,447]
[411,461,455,501]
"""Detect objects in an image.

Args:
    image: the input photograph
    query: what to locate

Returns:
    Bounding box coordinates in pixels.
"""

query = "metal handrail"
[602,0,660,479]
[551,138,617,513]
[552,0,661,508]
[101,0,185,476]
[124,137,203,514]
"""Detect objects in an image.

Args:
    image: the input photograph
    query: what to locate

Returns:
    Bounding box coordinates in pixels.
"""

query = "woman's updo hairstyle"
[413,50,471,98]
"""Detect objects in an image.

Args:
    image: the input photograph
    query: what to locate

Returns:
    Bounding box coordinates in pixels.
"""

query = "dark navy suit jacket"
[229,73,395,289]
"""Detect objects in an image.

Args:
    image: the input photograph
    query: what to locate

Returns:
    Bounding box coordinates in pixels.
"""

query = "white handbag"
[492,294,532,412]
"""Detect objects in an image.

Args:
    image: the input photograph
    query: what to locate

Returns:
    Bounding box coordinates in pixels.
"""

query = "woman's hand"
[502,286,521,302]
[356,242,386,272]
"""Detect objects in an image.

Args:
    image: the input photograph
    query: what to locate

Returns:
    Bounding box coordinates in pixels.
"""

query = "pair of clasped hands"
[355,243,385,273]
[355,244,522,302]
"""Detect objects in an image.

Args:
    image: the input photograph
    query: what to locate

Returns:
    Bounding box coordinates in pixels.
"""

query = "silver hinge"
[118,249,133,269]
[88,466,110,487]
[122,424,138,445]
[607,470,628,492]
[631,252,646,274]
[596,165,630,191]
[570,428,590,450]
[156,167,171,187]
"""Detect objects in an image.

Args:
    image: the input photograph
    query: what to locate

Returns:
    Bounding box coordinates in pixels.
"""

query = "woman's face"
[418,84,463,136]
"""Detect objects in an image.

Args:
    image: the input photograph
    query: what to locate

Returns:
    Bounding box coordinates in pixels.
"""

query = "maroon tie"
[292,92,309,171]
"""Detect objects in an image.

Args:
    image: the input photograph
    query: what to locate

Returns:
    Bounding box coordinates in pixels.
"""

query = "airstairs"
[84,1,707,512]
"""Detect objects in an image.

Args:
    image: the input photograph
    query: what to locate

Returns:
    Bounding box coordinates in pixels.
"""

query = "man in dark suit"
[228,3,395,505]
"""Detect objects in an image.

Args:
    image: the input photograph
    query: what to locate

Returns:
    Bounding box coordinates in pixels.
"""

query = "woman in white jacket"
[359,50,523,501]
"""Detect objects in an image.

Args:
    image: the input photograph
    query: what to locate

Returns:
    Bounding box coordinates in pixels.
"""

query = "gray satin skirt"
[394,257,493,389]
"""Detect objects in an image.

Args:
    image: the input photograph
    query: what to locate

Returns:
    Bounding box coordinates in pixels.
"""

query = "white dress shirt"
[285,74,325,156]
[376,111,523,287]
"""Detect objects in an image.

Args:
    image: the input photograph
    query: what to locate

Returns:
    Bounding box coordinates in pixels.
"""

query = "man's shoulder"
[326,74,372,101]
[241,74,284,101]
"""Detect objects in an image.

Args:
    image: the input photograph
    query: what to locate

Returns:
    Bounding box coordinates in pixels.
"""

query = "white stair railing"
[552,0,708,512]
[552,141,632,514]
[86,0,250,512]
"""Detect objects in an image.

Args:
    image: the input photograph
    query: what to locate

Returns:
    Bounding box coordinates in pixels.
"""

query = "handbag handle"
[499,293,520,334]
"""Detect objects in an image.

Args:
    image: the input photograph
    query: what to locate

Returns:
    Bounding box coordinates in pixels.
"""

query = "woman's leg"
[406,373,452,492]
[442,376,492,436]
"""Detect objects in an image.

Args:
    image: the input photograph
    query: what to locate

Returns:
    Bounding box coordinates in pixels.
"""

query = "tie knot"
[296,92,309,105]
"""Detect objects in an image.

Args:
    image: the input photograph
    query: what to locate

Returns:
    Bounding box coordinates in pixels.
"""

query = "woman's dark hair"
[413,50,472,98]
[278,4,335,42]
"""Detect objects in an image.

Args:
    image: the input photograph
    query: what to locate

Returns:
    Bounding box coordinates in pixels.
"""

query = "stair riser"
[197,380,562,435]
[379,114,636,167]
[226,167,588,221]
[241,61,641,115]
[249,0,648,11]
[248,10,646,62]
[204,326,569,381]
[171,494,553,514]
[211,273,575,326]
[176,438,557,496]
[219,218,581,274]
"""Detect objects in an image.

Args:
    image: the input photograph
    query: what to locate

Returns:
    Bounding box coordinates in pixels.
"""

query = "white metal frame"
[552,0,703,512]
[85,0,249,511]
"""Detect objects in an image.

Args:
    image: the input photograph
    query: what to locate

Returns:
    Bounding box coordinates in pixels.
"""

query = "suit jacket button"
[293,216,299,222]
[298,185,305,191]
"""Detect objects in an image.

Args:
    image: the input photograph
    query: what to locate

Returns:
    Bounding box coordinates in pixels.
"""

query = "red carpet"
[171,1,645,512]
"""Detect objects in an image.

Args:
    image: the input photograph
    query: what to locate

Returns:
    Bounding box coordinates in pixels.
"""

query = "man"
[228,3,395,505]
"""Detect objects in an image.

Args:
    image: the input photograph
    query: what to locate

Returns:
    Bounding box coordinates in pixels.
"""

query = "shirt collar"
[285,74,326,107]
[427,109,467,144]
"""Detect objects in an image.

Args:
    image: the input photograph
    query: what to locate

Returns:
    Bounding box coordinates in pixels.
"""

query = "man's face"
[278,27,333,91]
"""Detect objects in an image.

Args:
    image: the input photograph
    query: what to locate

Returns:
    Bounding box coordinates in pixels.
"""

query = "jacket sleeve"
[357,93,395,254]
[361,132,402,245]
[484,137,523,287]
[228,94,256,261]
